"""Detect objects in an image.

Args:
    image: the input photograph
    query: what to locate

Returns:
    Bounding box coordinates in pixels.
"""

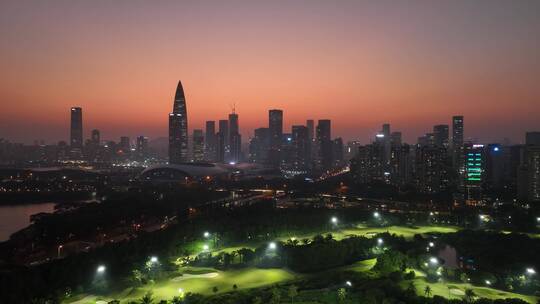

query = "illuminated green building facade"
[464,143,485,204]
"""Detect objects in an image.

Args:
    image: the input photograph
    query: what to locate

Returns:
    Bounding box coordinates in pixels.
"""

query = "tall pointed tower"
[169,81,188,164]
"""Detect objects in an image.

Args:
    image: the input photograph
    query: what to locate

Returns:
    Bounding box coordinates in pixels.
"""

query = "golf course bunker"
[171,272,219,282]
[449,288,465,296]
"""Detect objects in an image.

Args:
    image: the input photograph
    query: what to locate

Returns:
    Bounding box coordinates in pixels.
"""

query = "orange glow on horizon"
[0,1,539,144]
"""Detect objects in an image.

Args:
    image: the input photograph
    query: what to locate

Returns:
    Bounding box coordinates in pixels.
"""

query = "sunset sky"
[1,0,539,144]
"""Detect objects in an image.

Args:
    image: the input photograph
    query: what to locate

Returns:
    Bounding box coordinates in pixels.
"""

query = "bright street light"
[526,268,536,275]
[429,257,438,265]
[429,242,435,248]
[345,281,352,287]
[331,217,338,224]
[268,242,277,250]
[377,238,383,245]
[373,212,380,218]
[150,256,158,263]
[485,280,491,286]
[96,265,106,274]
[204,231,210,238]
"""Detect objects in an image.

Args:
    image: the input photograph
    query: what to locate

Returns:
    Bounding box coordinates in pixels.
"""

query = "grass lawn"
[68,267,296,303]
[402,269,538,304]
[341,258,377,273]
[66,224,459,303]
[336,225,460,240]
[191,225,459,258]
[271,225,459,244]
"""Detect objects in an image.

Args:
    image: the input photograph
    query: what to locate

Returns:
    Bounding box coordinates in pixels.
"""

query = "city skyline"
[1,0,540,144]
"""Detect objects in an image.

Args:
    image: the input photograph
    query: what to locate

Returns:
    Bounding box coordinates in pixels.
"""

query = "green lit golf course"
[65,225,538,303]
[70,267,296,303]
[69,259,379,304]
[402,269,538,303]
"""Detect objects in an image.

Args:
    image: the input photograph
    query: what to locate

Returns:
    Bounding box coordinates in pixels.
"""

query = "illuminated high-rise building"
[332,137,344,167]
[192,129,204,162]
[464,143,484,204]
[229,111,241,163]
[520,132,540,203]
[292,125,310,170]
[217,120,229,163]
[433,124,449,148]
[381,123,391,165]
[415,145,450,193]
[169,81,188,164]
[249,127,269,164]
[452,115,464,170]
[345,141,361,161]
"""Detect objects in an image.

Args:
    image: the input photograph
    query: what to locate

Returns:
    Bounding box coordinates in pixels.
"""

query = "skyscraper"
[229,111,241,163]
[269,109,283,167]
[70,107,83,151]
[390,132,402,147]
[306,120,314,141]
[217,120,229,163]
[526,132,540,146]
[381,123,391,165]
[452,115,464,170]
[520,132,540,203]
[292,125,310,170]
[433,124,449,148]
[120,136,130,156]
[415,145,450,193]
[91,129,100,146]
[249,127,270,164]
[192,129,204,162]
[317,119,332,170]
[332,137,344,167]
[169,81,188,164]
[464,143,484,204]
[136,136,149,160]
[204,121,217,162]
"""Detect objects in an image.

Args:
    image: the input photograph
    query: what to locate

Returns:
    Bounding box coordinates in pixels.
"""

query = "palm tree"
[465,289,476,303]
[337,288,347,303]
[288,285,298,303]
[170,297,183,304]
[230,251,238,264]
[139,291,154,304]
[424,285,432,297]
